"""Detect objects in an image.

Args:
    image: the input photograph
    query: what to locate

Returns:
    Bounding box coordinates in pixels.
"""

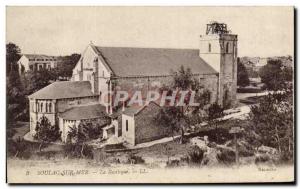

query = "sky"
[6,6,294,57]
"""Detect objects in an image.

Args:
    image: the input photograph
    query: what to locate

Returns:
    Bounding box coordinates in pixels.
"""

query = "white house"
[17,54,59,73]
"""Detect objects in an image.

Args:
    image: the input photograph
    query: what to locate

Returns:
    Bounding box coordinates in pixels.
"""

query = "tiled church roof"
[28,81,96,99]
[123,101,161,117]
[59,104,107,120]
[92,46,218,77]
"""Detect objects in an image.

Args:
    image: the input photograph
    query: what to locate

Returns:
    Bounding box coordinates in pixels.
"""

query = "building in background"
[17,54,59,73]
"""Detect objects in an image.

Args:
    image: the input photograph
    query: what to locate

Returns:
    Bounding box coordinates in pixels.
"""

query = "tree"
[248,91,293,161]
[6,43,21,74]
[6,43,25,123]
[237,58,250,87]
[34,116,61,151]
[55,53,81,78]
[67,119,109,158]
[157,66,211,143]
[23,69,56,95]
[259,59,292,91]
[172,65,194,90]
[207,102,224,143]
[67,123,89,158]
[156,106,187,142]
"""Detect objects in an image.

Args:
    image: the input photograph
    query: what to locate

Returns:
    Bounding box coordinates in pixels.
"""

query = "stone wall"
[56,96,98,113]
[29,99,56,135]
[219,34,238,108]
[121,114,135,145]
[113,74,219,105]
[134,103,170,144]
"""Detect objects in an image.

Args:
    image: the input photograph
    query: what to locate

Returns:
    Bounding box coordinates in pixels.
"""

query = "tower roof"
[206,22,230,35]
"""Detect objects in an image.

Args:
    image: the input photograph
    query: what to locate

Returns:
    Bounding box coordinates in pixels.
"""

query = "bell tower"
[199,22,238,108]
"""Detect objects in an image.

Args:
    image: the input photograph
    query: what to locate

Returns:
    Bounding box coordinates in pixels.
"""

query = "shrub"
[166,159,181,168]
[188,146,204,165]
[279,151,293,163]
[63,143,93,159]
[255,154,270,164]
[207,142,217,148]
[127,153,145,164]
[198,128,231,144]
[217,149,235,165]
[7,138,32,159]
[226,140,255,157]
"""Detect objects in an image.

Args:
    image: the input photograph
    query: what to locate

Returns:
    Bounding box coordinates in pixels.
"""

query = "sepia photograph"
[6,6,294,183]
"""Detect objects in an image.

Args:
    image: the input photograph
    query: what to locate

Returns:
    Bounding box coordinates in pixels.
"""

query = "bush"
[188,146,204,165]
[226,140,255,157]
[166,159,181,168]
[127,153,145,164]
[63,143,93,159]
[255,154,270,164]
[279,151,293,163]
[207,142,217,148]
[198,128,231,144]
[7,138,33,159]
[217,149,235,165]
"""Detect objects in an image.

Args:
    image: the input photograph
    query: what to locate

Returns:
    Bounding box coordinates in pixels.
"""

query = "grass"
[7,118,247,168]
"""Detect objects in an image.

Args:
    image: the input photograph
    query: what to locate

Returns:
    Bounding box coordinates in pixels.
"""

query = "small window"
[49,103,52,113]
[126,120,128,131]
[226,42,229,53]
[45,103,48,113]
[208,43,211,52]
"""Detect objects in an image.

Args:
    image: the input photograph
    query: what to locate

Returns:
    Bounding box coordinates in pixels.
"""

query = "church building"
[28,22,238,145]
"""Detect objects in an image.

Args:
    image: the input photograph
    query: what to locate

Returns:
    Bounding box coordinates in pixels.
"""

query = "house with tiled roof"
[121,101,169,145]
[28,81,105,141]
[28,22,238,145]
[17,54,59,73]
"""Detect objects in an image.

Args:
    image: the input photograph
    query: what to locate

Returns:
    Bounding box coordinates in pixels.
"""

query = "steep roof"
[123,101,161,117]
[59,104,107,120]
[92,46,218,77]
[28,81,96,99]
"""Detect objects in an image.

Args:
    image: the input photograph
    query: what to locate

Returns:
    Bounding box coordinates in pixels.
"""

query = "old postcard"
[6,6,294,183]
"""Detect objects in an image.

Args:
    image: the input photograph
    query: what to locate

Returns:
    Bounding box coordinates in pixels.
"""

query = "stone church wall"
[112,73,219,105]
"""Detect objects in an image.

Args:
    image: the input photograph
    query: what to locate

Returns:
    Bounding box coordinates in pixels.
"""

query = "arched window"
[40,103,43,113]
[45,103,48,113]
[226,42,229,53]
[37,102,39,112]
[208,43,211,52]
[49,103,52,113]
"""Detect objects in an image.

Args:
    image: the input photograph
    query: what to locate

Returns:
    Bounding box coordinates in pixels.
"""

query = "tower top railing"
[206,22,231,35]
